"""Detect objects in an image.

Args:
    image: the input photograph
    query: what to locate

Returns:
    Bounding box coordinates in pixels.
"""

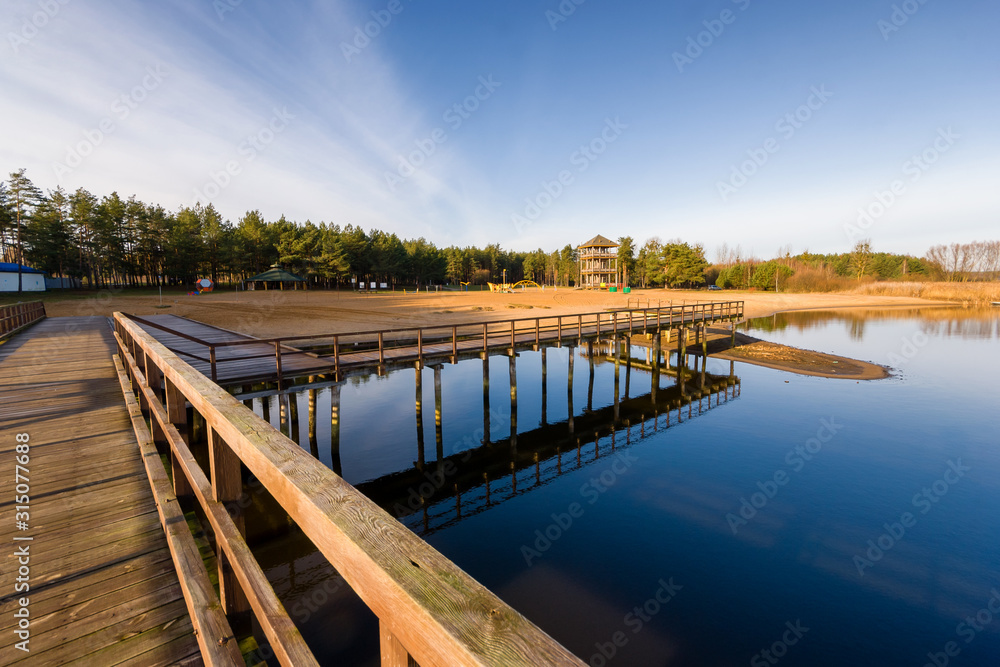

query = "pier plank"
[0,317,202,666]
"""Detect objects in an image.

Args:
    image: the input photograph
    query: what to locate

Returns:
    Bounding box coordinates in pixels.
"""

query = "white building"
[0,263,46,292]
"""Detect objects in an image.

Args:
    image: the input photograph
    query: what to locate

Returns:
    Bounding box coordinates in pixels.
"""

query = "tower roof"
[579,235,618,248]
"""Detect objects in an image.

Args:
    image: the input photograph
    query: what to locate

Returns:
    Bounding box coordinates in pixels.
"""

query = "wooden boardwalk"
[130,303,742,387]
[0,317,201,666]
[132,314,331,385]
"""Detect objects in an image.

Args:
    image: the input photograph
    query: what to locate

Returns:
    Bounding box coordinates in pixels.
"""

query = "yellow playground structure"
[487,280,543,293]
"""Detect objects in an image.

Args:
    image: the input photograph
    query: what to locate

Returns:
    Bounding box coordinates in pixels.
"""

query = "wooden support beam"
[209,427,251,616]
[165,377,193,498]
[111,355,243,667]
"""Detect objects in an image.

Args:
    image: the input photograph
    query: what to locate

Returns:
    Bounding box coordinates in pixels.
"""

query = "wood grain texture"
[116,335,319,667]
[0,316,200,667]
[113,353,243,666]
[117,312,586,666]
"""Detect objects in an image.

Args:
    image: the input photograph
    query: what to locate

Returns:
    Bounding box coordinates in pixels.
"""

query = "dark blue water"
[250,307,1000,666]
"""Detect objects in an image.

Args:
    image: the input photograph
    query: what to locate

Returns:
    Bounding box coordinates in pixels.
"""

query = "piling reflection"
[232,337,742,540]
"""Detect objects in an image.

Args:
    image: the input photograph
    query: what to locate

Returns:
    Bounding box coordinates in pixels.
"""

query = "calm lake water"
[246,306,1000,666]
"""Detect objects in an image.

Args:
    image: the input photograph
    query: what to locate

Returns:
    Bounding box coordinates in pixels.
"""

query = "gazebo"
[577,235,619,289]
[245,266,305,291]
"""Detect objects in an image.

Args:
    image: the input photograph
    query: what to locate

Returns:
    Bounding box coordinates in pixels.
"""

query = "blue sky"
[2,0,996,258]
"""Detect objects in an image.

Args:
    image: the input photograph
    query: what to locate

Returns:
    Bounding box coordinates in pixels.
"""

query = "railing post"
[483,322,488,354]
[333,335,340,377]
[596,313,601,336]
[613,312,618,334]
[145,351,163,405]
[274,341,284,391]
[164,377,193,497]
[535,318,540,346]
[557,316,562,342]
[378,332,385,366]
[380,620,411,667]
[134,349,149,413]
[418,329,424,364]
[210,344,218,382]
[510,320,515,350]
[578,315,582,338]
[453,326,458,361]
[208,427,251,616]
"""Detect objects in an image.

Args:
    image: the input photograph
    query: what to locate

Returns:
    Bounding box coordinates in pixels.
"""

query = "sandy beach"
[32,287,953,380]
[40,287,950,337]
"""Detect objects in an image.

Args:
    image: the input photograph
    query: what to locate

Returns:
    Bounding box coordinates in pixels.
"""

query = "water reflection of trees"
[748,307,999,341]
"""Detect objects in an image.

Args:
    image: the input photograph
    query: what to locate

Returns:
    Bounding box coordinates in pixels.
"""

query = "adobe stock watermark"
[726,417,843,535]
[877,0,933,41]
[520,450,637,566]
[7,0,70,55]
[290,577,345,624]
[921,588,1000,667]
[589,577,683,667]
[750,620,810,667]
[388,407,507,518]
[673,0,753,73]
[511,117,627,234]
[886,330,928,367]
[212,0,243,21]
[852,459,970,577]
[340,0,413,63]
[384,75,501,193]
[843,127,958,242]
[545,0,588,31]
[717,85,833,202]
[192,107,295,205]
[51,65,168,179]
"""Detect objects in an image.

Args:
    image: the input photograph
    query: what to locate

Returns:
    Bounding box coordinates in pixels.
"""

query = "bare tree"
[849,239,872,280]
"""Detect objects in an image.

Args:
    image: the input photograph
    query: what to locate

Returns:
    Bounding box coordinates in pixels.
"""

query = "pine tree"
[6,169,43,292]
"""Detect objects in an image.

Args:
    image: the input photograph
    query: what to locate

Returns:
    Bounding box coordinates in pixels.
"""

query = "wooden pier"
[0,314,225,666]
[1,299,742,666]
[113,311,587,665]
[131,301,743,388]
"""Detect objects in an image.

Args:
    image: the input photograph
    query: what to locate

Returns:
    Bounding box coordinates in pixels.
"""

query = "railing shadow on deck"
[0,301,45,340]
[112,312,586,666]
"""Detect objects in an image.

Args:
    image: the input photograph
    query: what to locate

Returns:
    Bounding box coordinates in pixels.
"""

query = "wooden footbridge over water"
[129,300,742,388]
[0,299,741,666]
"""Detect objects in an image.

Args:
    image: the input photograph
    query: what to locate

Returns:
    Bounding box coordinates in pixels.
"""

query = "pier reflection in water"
[234,337,740,531]
[225,335,740,663]
[219,307,1000,666]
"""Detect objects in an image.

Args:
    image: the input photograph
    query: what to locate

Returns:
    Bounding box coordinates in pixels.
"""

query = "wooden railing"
[0,301,45,339]
[113,312,586,666]
[129,301,743,386]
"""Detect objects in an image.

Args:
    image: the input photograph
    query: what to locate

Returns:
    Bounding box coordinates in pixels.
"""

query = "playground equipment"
[487,280,543,293]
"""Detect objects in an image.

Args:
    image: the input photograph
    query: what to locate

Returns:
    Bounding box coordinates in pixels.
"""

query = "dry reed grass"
[850,281,1000,304]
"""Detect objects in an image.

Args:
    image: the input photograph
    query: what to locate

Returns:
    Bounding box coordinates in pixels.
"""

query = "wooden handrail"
[112,353,244,666]
[114,312,585,667]
[202,301,745,348]
[125,301,744,384]
[0,301,45,338]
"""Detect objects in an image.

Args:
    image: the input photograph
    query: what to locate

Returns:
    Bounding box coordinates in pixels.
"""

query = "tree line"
[0,169,584,290]
[3,169,994,292]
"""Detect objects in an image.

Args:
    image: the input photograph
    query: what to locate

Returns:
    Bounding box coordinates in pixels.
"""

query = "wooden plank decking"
[134,314,331,385]
[133,305,742,387]
[0,317,202,666]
